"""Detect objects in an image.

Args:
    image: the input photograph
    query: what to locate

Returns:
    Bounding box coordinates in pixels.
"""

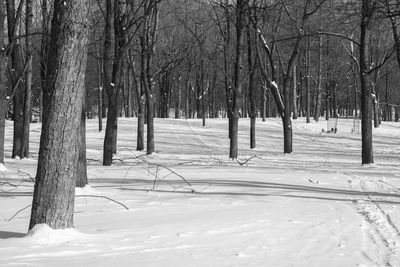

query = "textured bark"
[7,0,24,159]
[387,0,400,70]
[129,53,144,151]
[223,0,232,139]
[0,1,6,164]
[229,0,246,159]
[39,0,50,124]
[29,0,90,229]
[103,0,124,166]
[97,46,103,132]
[76,95,88,188]
[140,3,158,155]
[247,22,256,149]
[136,84,145,151]
[360,0,374,164]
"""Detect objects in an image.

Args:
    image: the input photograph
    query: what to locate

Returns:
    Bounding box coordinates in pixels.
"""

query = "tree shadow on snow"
[115,178,400,205]
[0,231,25,239]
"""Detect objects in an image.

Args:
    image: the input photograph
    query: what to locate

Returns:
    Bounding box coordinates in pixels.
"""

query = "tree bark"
[7,0,24,159]
[140,3,158,155]
[40,0,50,123]
[0,1,6,164]
[229,0,246,159]
[247,21,256,148]
[22,0,33,158]
[29,0,90,230]
[103,0,126,165]
[128,53,145,151]
[97,44,103,132]
[76,95,88,188]
[360,0,374,164]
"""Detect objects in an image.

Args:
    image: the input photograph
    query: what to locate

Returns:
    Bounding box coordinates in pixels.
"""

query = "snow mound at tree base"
[25,224,91,245]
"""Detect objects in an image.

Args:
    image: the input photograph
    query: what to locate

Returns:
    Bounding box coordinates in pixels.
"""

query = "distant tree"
[256,0,326,154]
[22,0,33,158]
[229,0,247,159]
[76,94,88,188]
[29,0,90,229]
[0,1,6,164]
[7,0,25,159]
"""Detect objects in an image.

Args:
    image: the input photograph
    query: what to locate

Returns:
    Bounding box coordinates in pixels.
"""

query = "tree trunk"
[314,35,323,122]
[22,0,33,158]
[102,0,113,165]
[40,0,50,123]
[360,0,374,164]
[103,0,126,165]
[76,95,88,188]
[262,85,266,122]
[137,85,145,151]
[247,23,256,148]
[0,1,5,164]
[305,37,310,123]
[292,64,298,120]
[129,54,144,151]
[283,77,293,153]
[97,45,103,132]
[7,0,24,159]
[29,0,89,229]
[229,0,245,159]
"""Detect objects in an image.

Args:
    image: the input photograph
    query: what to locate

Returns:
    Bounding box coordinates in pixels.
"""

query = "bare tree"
[0,1,6,164]
[22,0,33,158]
[229,0,247,159]
[29,0,90,229]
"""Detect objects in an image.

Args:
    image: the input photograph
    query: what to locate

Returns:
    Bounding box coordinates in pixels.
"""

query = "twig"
[18,170,35,183]
[7,204,32,222]
[236,155,262,166]
[76,195,129,210]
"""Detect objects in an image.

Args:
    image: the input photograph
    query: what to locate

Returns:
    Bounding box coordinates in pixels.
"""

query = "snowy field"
[1,117,400,266]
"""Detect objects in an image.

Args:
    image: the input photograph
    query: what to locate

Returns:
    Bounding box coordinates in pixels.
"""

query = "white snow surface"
[1,117,400,266]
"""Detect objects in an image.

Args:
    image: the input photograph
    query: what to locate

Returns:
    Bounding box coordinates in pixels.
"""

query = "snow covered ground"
[1,117,400,266]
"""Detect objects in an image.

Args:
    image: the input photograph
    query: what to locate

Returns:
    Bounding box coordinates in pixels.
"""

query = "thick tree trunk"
[129,57,144,151]
[229,0,245,159]
[29,0,89,229]
[141,3,158,155]
[103,88,119,165]
[360,0,374,164]
[103,0,126,165]
[146,97,155,154]
[283,78,293,153]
